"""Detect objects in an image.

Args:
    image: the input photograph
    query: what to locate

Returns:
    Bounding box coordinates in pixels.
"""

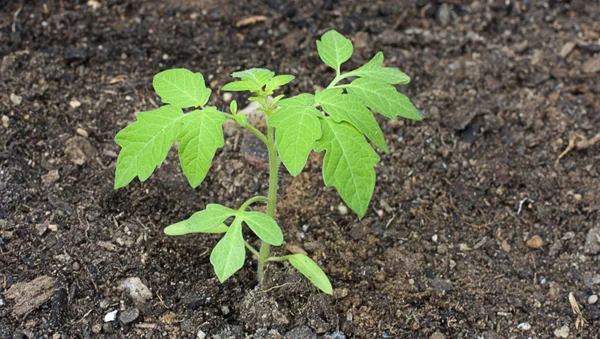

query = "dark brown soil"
[1,0,600,338]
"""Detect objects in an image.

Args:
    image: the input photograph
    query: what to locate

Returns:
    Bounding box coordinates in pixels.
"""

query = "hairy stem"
[257,126,279,285]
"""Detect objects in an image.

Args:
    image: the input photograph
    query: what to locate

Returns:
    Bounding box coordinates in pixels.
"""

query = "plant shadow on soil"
[1,0,599,338]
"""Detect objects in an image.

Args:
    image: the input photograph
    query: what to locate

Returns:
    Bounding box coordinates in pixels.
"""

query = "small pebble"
[223,92,233,103]
[118,308,139,325]
[69,100,81,108]
[526,235,544,249]
[588,294,598,304]
[337,203,348,215]
[120,277,153,304]
[554,325,569,338]
[517,322,531,331]
[104,310,118,322]
[2,115,8,128]
[92,324,102,334]
[430,331,445,339]
[431,234,438,242]
[197,329,207,339]
[76,128,89,137]
[48,224,58,232]
[10,93,22,106]
[41,170,60,184]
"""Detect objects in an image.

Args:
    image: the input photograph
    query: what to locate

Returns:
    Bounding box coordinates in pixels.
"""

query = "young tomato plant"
[114,30,421,294]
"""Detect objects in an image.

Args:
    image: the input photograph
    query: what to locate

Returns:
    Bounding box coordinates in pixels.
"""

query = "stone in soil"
[526,235,544,249]
[119,277,152,304]
[584,226,600,254]
[285,325,317,339]
[119,308,140,325]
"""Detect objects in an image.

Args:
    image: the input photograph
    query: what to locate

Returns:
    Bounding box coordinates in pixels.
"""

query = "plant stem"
[239,195,269,211]
[257,126,279,285]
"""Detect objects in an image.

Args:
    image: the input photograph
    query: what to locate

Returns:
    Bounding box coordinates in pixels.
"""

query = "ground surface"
[1,0,600,338]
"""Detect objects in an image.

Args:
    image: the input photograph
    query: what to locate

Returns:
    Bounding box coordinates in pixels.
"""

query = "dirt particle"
[582,57,600,74]
[285,325,316,339]
[1,115,8,128]
[64,136,97,165]
[69,100,81,109]
[553,325,569,338]
[526,235,544,249]
[430,331,446,339]
[10,93,22,106]
[337,203,348,215]
[104,310,118,322]
[584,227,600,254]
[588,294,598,304]
[235,15,268,28]
[5,276,56,317]
[558,41,576,58]
[76,128,88,138]
[41,170,60,185]
[119,308,139,325]
[119,277,152,304]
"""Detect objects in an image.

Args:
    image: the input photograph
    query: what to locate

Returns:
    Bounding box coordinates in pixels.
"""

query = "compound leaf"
[268,94,322,176]
[346,78,422,120]
[164,204,236,235]
[231,68,274,88]
[315,88,388,153]
[242,211,283,246]
[314,118,379,217]
[153,69,211,108]
[288,254,332,295]
[348,52,410,85]
[210,216,245,282]
[316,30,353,73]
[177,107,227,188]
[115,105,185,189]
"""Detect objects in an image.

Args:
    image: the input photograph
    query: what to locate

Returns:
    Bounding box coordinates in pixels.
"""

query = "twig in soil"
[517,198,534,215]
[569,292,585,329]
[261,281,299,293]
[12,6,22,33]
[556,133,600,165]
[71,309,93,324]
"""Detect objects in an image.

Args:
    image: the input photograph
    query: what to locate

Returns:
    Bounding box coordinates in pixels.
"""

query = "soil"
[1,0,599,338]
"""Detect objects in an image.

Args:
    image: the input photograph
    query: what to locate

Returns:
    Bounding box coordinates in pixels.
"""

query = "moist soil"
[1,0,600,338]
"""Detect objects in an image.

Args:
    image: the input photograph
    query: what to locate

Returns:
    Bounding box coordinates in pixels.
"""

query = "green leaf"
[230,100,238,114]
[164,220,229,235]
[241,211,283,246]
[210,216,246,282]
[115,105,185,189]
[288,254,332,295]
[268,94,322,176]
[234,113,247,127]
[164,203,236,235]
[270,94,285,106]
[314,118,379,217]
[346,78,422,120]
[153,69,211,108]
[178,107,227,188]
[222,80,261,92]
[315,88,388,153]
[348,52,410,84]
[316,30,353,73]
[266,74,295,92]
[231,68,274,88]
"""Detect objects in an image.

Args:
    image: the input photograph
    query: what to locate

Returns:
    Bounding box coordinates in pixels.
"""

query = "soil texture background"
[1,0,600,338]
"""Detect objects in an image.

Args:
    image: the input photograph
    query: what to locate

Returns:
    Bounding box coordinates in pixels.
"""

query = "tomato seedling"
[114,30,421,294]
